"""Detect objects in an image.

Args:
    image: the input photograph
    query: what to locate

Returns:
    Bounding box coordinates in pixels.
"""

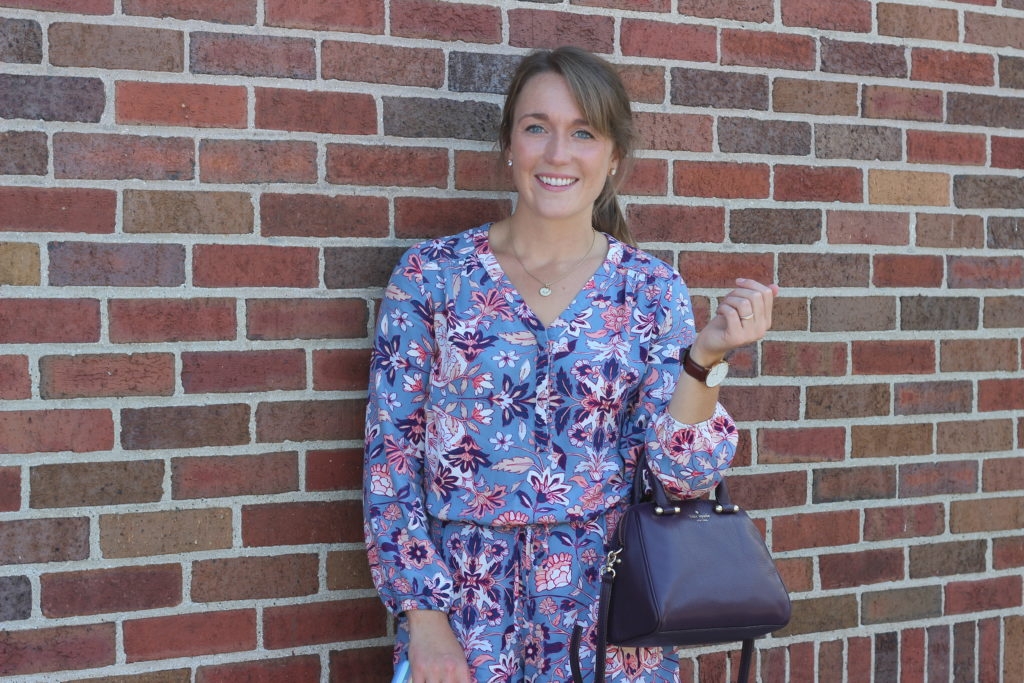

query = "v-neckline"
[479,223,616,331]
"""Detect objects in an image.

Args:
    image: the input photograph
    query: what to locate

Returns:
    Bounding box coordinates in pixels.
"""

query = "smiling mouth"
[537,175,577,187]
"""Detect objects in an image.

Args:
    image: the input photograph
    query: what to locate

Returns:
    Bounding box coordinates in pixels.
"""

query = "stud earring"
[507,159,513,167]
[610,168,617,176]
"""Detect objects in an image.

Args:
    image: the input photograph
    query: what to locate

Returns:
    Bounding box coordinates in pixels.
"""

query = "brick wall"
[0,0,1022,681]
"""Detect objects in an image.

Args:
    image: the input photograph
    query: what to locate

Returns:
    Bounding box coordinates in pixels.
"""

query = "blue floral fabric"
[364,225,738,681]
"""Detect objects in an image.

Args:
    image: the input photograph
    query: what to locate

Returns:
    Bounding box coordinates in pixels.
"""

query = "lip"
[536,174,578,190]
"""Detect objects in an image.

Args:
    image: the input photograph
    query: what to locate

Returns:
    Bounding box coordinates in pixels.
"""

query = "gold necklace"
[508,229,598,297]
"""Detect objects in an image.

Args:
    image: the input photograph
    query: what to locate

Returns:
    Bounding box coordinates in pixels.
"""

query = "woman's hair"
[498,46,638,246]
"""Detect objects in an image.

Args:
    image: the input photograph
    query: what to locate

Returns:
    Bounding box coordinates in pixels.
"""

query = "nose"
[544,133,571,164]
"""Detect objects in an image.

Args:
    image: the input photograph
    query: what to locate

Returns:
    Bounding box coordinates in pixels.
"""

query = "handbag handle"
[631,453,738,514]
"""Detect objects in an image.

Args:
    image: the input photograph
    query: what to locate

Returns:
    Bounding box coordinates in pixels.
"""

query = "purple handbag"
[570,456,791,683]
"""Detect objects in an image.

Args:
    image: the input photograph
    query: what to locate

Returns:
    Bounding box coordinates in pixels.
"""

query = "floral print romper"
[364,226,738,682]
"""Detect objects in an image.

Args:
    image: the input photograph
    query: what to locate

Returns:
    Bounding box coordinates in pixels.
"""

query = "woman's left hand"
[689,278,779,365]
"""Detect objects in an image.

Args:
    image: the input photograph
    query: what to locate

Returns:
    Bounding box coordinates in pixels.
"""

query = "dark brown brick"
[262,193,388,238]
[813,466,897,504]
[182,349,305,393]
[910,540,987,579]
[508,8,614,53]
[109,298,236,343]
[0,517,90,565]
[190,32,315,79]
[313,348,370,391]
[0,355,31,399]
[255,399,363,443]
[627,205,724,244]
[448,51,520,94]
[48,242,185,287]
[671,67,768,110]
[123,0,257,24]
[322,41,443,88]
[247,298,368,340]
[895,380,973,416]
[124,609,256,661]
[916,213,985,249]
[829,210,910,246]
[900,460,978,498]
[778,595,858,638]
[1001,55,1024,90]
[822,38,907,78]
[730,208,820,244]
[757,427,845,464]
[941,338,1020,373]
[901,296,979,331]
[40,564,181,617]
[393,197,511,240]
[192,554,317,602]
[965,11,1024,50]
[989,216,1024,249]
[0,74,105,122]
[0,575,31,621]
[383,96,500,141]
[819,547,903,588]
[780,253,869,287]
[327,549,374,590]
[256,88,376,135]
[618,64,666,105]
[634,112,713,153]
[198,656,320,683]
[984,456,1024,493]
[55,133,194,181]
[0,17,42,63]
[101,508,233,559]
[954,175,1024,209]
[852,423,934,459]
[938,418,1014,456]
[31,460,164,508]
[172,452,298,500]
[49,23,183,71]
[948,92,1024,129]
[199,139,316,184]
[805,383,891,420]
[853,339,936,375]
[862,586,942,625]
[0,131,47,175]
[774,78,859,116]
[242,501,363,546]
[815,124,902,161]
[863,85,943,123]
[985,296,1024,328]
[718,117,810,156]
[878,3,959,42]
[326,144,447,188]
[810,296,897,332]
[864,503,945,541]
[124,190,253,235]
[122,404,250,450]
[307,448,362,492]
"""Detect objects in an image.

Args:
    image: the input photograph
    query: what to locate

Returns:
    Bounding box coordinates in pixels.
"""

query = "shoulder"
[610,237,686,291]
[398,225,489,269]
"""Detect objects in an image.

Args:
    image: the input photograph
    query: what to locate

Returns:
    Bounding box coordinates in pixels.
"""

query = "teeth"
[538,176,575,187]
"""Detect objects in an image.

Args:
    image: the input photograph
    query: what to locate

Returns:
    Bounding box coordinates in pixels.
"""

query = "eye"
[524,124,545,134]
[573,129,596,140]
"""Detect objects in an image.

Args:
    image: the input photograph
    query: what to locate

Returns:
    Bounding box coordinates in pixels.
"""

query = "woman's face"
[507,72,618,228]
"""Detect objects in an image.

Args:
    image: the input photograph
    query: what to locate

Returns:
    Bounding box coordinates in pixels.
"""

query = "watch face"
[705,361,729,387]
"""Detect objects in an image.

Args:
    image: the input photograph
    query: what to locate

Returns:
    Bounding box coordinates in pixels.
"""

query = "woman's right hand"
[405,610,473,683]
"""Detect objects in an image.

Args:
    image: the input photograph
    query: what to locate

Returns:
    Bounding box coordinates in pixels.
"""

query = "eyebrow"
[518,112,591,127]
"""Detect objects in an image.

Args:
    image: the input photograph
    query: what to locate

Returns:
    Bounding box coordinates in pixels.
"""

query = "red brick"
[124,189,253,235]
[41,564,181,617]
[941,338,1020,373]
[878,3,959,42]
[261,193,389,238]
[864,503,945,541]
[256,398,363,443]
[781,0,871,31]
[946,575,1023,614]
[983,456,1024,493]
[1,0,112,12]
[265,0,383,33]
[813,465,897,503]
[0,187,115,233]
[190,32,315,79]
[193,244,318,288]
[677,0,773,22]
[256,88,376,134]
[722,29,815,70]
[116,81,246,128]
[30,459,163,508]
[100,508,233,558]
[313,348,370,392]
[508,8,615,52]
[306,448,362,492]
[192,554,317,602]
[49,22,182,71]
[199,139,316,184]
[863,85,944,122]
[0,466,19,511]
[873,254,943,287]
[198,656,321,683]
[912,48,995,86]
[994,537,1024,570]
[121,404,250,450]
[627,205,724,244]
[242,500,363,546]
[907,130,986,165]
[618,64,666,105]
[0,409,113,455]
[993,136,1024,170]
[757,427,846,464]
[916,213,985,249]
[852,422,934,460]
[774,510,860,552]
[0,623,115,677]
[674,161,770,199]
[575,0,670,9]
[895,380,973,415]
[949,255,1024,289]
[109,298,236,343]
[899,460,978,498]
[394,197,512,240]
[965,11,1024,50]
[48,241,185,287]
[779,253,869,288]
[247,298,367,340]
[819,548,904,589]
[761,341,847,377]
[454,150,515,192]
[806,383,891,420]
[852,340,935,375]
[621,18,717,62]
[677,251,775,288]
[618,158,668,196]
[264,599,387,649]
[124,610,256,662]
[900,627,926,681]
[123,0,256,24]
[392,0,501,42]
[322,41,444,88]
[182,349,305,393]
[775,165,862,203]
[172,451,299,499]
[634,112,713,153]
[0,355,30,399]
[979,378,1024,413]
[0,516,89,565]
[327,144,447,188]
[55,132,193,180]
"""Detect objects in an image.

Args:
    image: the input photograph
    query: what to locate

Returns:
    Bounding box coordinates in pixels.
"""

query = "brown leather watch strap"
[681,347,709,383]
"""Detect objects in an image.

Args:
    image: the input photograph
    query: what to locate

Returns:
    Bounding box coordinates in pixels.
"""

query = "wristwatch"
[682,347,729,387]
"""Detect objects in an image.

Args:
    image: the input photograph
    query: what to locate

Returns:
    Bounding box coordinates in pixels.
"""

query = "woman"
[364,46,778,683]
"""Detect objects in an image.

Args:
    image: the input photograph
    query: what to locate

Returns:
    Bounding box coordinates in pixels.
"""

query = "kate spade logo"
[688,510,711,522]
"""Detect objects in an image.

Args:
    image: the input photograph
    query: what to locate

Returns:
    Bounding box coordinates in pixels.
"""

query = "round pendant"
[539,286,552,297]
